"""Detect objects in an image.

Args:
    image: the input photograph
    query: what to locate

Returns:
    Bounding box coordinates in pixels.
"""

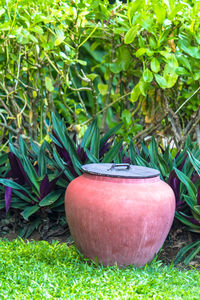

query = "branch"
[134,112,168,144]
[167,108,182,142]
[74,66,91,83]
[184,107,200,135]
[101,31,115,131]
[14,47,22,91]
[69,69,89,117]
[164,95,182,143]
[175,86,200,114]
[67,86,92,92]
[76,91,132,128]
[0,123,19,134]
[178,111,200,151]
[0,98,13,117]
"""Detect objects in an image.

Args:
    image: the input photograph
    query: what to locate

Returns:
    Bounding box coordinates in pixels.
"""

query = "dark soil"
[0,216,199,269]
[157,219,200,269]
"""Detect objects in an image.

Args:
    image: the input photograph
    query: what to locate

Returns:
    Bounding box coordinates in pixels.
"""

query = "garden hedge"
[0,0,200,148]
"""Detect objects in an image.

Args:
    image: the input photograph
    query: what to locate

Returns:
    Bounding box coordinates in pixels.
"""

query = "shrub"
[1,119,200,261]
[0,113,126,236]
[0,0,200,146]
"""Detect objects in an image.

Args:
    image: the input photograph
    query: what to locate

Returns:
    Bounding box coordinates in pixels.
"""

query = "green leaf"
[98,84,108,96]
[52,113,82,173]
[163,146,173,171]
[184,243,200,264]
[9,142,21,159]
[100,123,122,148]
[175,67,189,75]
[21,155,40,194]
[39,190,63,207]
[10,200,27,210]
[154,74,167,88]
[140,142,149,160]
[163,57,178,88]
[174,168,197,201]
[45,77,54,92]
[12,190,32,203]
[52,150,74,182]
[149,136,158,165]
[49,133,63,148]
[0,153,8,165]
[146,49,154,57]
[149,37,157,49]
[0,8,5,17]
[25,219,41,239]
[187,150,200,176]
[102,141,123,163]
[109,62,122,74]
[143,69,153,83]
[157,154,170,178]
[118,46,131,71]
[21,206,40,221]
[139,79,146,96]
[19,136,28,156]
[135,48,146,58]
[183,195,196,210]
[177,56,191,72]
[151,58,160,73]
[81,119,97,149]
[38,143,47,178]
[30,140,40,155]
[85,149,99,163]
[0,179,35,201]
[194,71,200,81]
[153,5,166,24]
[175,240,200,264]
[90,126,100,159]
[30,34,38,43]
[76,59,87,66]
[129,0,145,15]
[87,73,98,81]
[168,4,184,20]
[175,211,200,231]
[122,109,131,124]
[54,28,65,46]
[124,25,139,44]
[30,26,44,35]
[135,155,149,167]
[130,84,141,103]
[129,141,137,164]
[193,205,200,216]
[178,40,200,59]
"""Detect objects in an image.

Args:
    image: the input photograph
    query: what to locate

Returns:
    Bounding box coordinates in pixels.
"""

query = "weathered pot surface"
[65,163,175,267]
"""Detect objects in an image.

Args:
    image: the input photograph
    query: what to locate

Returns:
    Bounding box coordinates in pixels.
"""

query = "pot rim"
[81,163,160,179]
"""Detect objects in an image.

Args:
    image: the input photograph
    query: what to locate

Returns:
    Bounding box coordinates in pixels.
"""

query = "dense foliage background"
[0,0,200,149]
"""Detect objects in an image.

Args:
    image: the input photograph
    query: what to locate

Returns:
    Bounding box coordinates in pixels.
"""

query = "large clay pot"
[65,163,175,267]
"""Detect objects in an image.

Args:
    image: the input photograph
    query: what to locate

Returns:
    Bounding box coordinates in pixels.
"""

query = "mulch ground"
[157,219,200,269]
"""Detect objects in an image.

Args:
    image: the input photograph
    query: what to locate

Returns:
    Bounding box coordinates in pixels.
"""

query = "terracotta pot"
[65,163,175,267]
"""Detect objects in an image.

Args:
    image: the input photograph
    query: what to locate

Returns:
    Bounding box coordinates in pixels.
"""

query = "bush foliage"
[0,0,200,147]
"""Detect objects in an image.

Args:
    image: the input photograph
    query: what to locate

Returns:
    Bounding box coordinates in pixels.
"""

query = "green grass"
[0,239,199,299]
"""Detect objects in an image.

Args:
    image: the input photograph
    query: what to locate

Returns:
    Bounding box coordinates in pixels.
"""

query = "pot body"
[65,173,175,267]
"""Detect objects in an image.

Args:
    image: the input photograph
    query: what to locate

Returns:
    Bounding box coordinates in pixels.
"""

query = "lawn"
[0,239,199,299]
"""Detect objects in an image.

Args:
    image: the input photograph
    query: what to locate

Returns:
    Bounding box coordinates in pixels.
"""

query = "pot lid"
[81,163,160,179]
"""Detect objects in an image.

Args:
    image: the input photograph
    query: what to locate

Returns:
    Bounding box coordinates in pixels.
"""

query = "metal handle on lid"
[108,163,130,171]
